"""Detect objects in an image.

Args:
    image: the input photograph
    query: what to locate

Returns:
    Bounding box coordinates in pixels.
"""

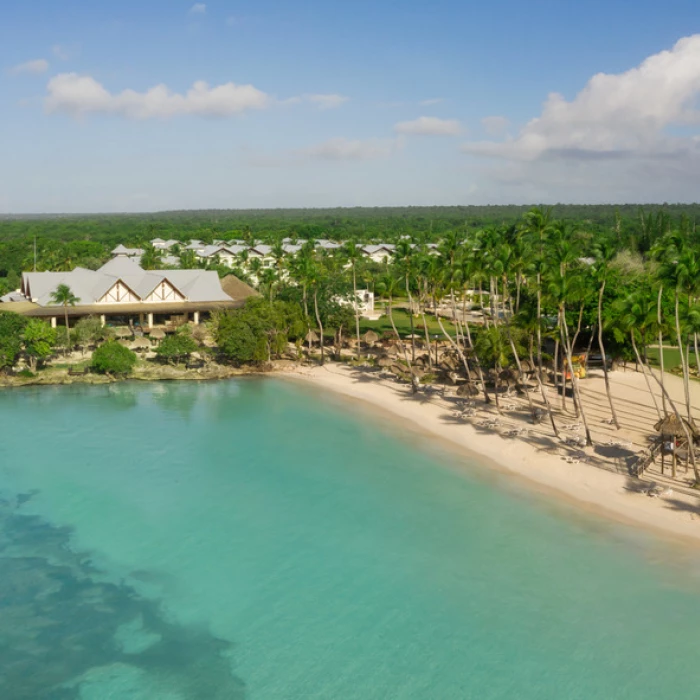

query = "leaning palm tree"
[590,237,621,428]
[50,283,80,353]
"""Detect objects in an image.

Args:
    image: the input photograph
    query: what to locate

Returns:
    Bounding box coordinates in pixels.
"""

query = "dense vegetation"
[1,205,699,294]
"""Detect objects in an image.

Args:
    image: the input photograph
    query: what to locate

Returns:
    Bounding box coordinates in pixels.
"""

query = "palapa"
[305,330,319,344]
[456,382,479,397]
[654,414,698,439]
[362,330,379,345]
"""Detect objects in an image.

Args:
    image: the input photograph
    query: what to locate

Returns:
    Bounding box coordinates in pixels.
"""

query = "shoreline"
[284,363,700,548]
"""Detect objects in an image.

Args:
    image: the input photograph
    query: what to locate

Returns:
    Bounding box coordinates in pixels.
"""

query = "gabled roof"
[16,259,232,307]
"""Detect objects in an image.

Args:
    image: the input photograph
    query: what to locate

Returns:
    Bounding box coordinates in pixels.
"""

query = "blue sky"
[2,0,700,212]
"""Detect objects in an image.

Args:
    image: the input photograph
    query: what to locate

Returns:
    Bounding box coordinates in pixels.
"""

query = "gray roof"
[151,238,179,250]
[112,244,144,257]
[249,245,272,255]
[20,258,231,307]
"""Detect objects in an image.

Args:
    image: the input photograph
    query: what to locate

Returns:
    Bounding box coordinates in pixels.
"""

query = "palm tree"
[392,239,417,362]
[341,240,363,361]
[140,244,163,270]
[591,237,620,428]
[50,284,80,353]
[378,273,418,393]
[653,229,699,421]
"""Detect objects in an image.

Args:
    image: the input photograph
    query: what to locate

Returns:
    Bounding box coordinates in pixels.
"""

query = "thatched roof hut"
[654,414,698,439]
[363,330,379,346]
[456,382,480,397]
[114,327,132,340]
[129,337,152,351]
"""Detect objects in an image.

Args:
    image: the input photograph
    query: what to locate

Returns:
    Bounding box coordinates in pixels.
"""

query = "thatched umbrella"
[114,327,132,340]
[457,382,480,397]
[653,414,698,478]
[149,328,166,341]
[305,330,319,344]
[654,414,698,438]
[377,357,394,368]
[129,337,152,352]
[363,330,379,346]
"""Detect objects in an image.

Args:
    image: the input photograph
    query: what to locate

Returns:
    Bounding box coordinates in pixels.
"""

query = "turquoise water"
[1,380,700,699]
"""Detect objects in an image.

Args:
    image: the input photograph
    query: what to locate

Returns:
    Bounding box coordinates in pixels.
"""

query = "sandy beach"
[287,362,700,546]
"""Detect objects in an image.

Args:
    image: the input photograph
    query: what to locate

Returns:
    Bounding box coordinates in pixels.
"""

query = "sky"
[2,0,700,213]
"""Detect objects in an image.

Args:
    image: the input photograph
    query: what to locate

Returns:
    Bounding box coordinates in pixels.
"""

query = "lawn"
[358,309,457,338]
[646,346,698,371]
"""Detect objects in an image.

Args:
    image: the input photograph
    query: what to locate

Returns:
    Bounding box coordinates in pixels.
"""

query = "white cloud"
[189,3,206,14]
[297,137,402,161]
[304,93,349,110]
[420,98,444,106]
[9,59,49,75]
[45,73,270,119]
[394,116,462,136]
[481,115,510,136]
[463,34,700,161]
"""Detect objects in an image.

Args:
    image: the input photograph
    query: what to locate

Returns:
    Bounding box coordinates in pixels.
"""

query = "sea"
[1,379,700,699]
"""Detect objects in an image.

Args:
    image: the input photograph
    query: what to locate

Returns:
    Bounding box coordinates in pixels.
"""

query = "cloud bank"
[45,74,271,118]
[463,34,700,161]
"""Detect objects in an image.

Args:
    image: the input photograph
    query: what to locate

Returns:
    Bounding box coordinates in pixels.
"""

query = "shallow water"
[1,379,700,699]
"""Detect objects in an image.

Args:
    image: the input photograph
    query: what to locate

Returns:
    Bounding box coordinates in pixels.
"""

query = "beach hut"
[128,337,152,352]
[363,330,379,347]
[456,382,479,398]
[653,414,698,477]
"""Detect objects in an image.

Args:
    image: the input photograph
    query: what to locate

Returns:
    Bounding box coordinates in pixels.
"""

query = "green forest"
[1,204,699,292]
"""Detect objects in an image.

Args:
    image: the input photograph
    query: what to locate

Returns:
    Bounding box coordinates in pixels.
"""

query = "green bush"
[155,327,199,365]
[91,341,137,375]
[0,312,27,370]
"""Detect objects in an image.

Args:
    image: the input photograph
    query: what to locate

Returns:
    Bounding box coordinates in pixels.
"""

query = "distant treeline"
[0,204,698,289]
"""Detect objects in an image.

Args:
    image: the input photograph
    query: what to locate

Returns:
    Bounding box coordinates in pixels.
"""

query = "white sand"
[285,362,700,545]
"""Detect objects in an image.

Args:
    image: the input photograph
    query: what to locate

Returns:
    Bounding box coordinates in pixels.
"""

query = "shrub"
[91,341,137,375]
[155,328,199,365]
[0,312,27,371]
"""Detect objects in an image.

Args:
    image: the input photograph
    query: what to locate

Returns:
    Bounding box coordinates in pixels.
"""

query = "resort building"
[150,238,179,251]
[111,244,144,260]
[361,244,395,264]
[1,257,253,329]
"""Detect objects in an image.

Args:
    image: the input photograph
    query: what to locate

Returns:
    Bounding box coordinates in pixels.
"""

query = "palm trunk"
[313,288,324,366]
[64,304,70,355]
[561,306,593,446]
[657,286,668,416]
[674,291,692,421]
[388,295,417,393]
[352,263,361,361]
[536,281,559,435]
[406,276,416,363]
[421,310,432,370]
[505,323,536,418]
[597,279,620,428]
[568,303,585,414]
[630,331,662,420]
